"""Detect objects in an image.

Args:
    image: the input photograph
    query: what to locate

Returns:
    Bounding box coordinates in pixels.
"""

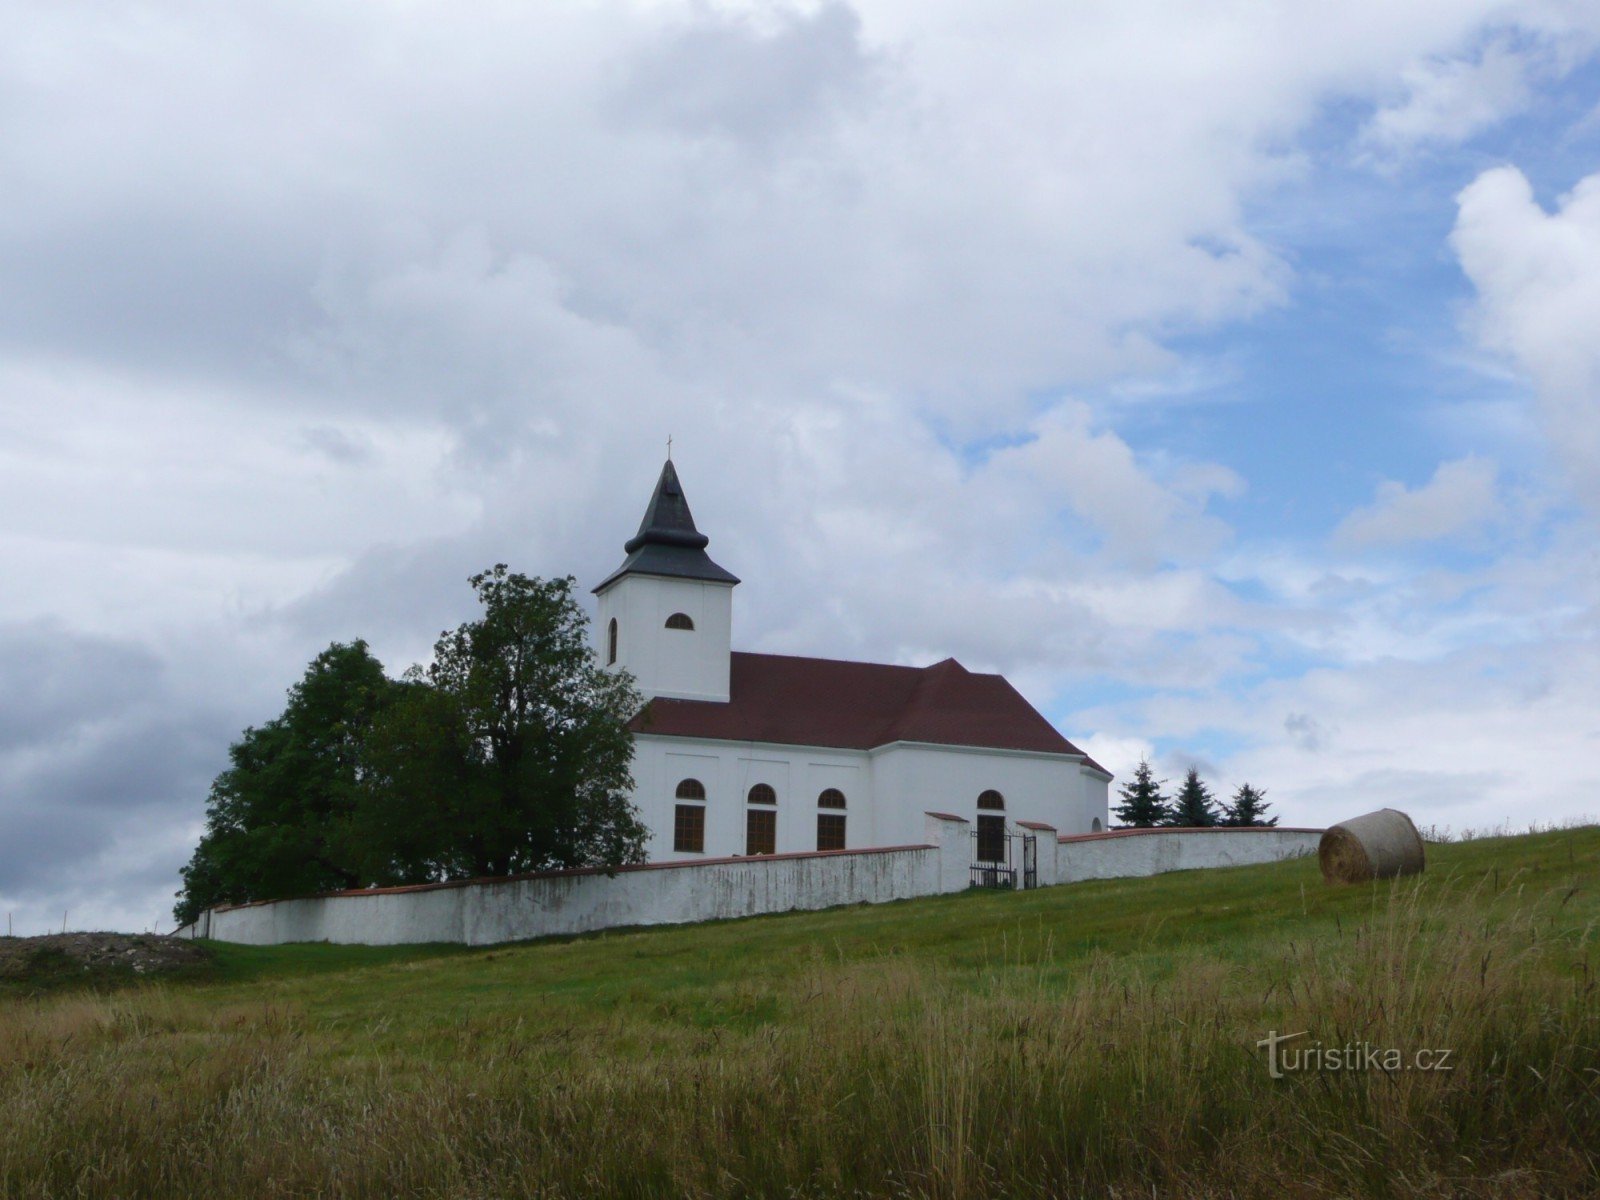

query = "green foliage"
[358,565,647,881]
[1167,765,1219,827]
[1221,781,1277,827]
[1112,758,1169,827]
[176,567,648,921]
[175,641,400,925]
[16,829,1600,1198]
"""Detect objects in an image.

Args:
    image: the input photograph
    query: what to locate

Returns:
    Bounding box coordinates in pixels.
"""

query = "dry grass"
[2,831,1598,1198]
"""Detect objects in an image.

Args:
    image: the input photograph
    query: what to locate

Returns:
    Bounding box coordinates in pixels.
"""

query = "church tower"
[593,459,739,703]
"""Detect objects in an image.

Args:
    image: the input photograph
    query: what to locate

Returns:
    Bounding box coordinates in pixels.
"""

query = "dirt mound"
[0,933,213,992]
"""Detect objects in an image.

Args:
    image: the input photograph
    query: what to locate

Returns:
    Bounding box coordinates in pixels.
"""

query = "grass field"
[3,828,1598,1198]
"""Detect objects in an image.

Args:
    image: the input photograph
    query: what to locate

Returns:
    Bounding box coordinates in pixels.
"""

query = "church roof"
[593,459,740,593]
[629,651,1109,771]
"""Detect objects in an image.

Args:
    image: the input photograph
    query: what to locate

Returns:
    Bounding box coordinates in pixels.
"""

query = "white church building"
[595,460,1112,864]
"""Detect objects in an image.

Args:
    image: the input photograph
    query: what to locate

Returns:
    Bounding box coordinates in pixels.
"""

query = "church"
[594,459,1112,864]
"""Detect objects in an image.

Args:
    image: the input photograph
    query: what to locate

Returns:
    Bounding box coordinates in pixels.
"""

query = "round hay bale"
[1319,809,1425,884]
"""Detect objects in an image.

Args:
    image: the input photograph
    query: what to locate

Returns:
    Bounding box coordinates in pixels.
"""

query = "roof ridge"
[733,649,926,673]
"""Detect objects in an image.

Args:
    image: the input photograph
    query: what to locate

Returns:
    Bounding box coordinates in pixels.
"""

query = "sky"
[2,0,1599,934]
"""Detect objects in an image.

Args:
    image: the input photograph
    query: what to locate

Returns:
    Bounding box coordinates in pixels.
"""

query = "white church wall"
[632,735,879,860]
[597,575,733,703]
[869,743,1108,845]
[629,735,1109,862]
[192,813,974,948]
[1057,827,1322,882]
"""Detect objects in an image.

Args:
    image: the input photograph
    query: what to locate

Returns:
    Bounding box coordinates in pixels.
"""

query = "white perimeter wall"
[184,823,1323,948]
[1058,827,1322,882]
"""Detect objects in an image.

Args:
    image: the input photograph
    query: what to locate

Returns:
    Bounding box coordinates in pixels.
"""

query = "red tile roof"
[628,651,1109,773]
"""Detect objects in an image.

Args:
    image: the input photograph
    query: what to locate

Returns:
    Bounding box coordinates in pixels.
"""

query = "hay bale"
[1319,809,1425,884]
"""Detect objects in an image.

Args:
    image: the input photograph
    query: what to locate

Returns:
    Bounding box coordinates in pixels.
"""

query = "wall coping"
[1059,826,1324,844]
[210,842,937,913]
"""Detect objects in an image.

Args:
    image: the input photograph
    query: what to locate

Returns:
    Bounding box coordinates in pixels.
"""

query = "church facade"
[595,460,1112,863]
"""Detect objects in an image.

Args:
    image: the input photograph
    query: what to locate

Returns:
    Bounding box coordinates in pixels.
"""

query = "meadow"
[2,827,1598,1199]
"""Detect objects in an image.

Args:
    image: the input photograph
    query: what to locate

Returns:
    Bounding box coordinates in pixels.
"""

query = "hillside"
[3,827,1598,1198]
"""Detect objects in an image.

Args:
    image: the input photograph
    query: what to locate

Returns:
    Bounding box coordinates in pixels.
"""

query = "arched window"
[747,783,777,806]
[665,612,694,630]
[818,788,847,809]
[607,618,618,665]
[978,789,1005,810]
[673,778,706,853]
[1091,817,1103,833]
[817,813,846,851]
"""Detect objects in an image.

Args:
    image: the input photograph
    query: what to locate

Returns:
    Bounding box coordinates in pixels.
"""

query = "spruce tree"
[1113,758,1169,827]
[1168,766,1218,827]
[1221,782,1277,827]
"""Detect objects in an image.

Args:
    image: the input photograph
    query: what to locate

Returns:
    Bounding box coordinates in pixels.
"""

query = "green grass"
[4,828,1599,1198]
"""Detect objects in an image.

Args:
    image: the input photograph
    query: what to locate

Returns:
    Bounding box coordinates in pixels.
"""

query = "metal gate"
[969,826,1039,890]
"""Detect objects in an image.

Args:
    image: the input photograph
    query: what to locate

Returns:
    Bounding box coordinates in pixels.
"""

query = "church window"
[674,779,706,852]
[817,813,846,851]
[607,618,618,665]
[817,788,846,809]
[747,783,777,806]
[674,804,705,854]
[1091,817,1103,833]
[977,789,1005,810]
[976,815,1007,864]
[746,808,777,855]
[665,612,694,630]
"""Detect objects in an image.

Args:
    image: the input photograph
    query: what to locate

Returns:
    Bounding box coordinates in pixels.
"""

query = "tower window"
[607,618,618,665]
[817,788,847,809]
[977,789,1005,810]
[746,808,777,855]
[665,612,694,630]
[817,813,846,851]
[747,783,777,806]
[676,778,706,801]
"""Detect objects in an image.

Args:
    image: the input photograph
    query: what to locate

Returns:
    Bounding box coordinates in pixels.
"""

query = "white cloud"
[1364,37,1539,151]
[1453,165,1600,507]
[1332,456,1501,549]
[1,2,1600,926]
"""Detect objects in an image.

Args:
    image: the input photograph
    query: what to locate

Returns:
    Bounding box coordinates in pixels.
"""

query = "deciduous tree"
[358,566,647,881]
[175,641,398,925]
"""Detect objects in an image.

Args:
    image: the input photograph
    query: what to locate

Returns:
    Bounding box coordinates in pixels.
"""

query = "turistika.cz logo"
[1256,1030,1456,1079]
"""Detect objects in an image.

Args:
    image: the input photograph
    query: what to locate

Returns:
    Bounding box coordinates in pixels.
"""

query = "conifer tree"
[1113,758,1169,827]
[1221,782,1277,827]
[1168,766,1219,827]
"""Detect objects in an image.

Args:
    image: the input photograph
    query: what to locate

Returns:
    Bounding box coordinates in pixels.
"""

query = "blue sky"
[1,1,1598,931]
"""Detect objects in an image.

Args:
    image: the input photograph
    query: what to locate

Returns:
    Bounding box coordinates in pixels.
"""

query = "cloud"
[1364,37,1540,152]
[0,623,230,925]
[1,2,1599,929]
[1453,166,1600,507]
[1332,456,1501,549]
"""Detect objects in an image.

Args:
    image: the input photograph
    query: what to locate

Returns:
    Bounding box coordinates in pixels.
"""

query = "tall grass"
[2,848,1598,1197]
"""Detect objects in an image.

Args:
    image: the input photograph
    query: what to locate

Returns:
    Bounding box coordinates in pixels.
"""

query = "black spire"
[594,460,740,593]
